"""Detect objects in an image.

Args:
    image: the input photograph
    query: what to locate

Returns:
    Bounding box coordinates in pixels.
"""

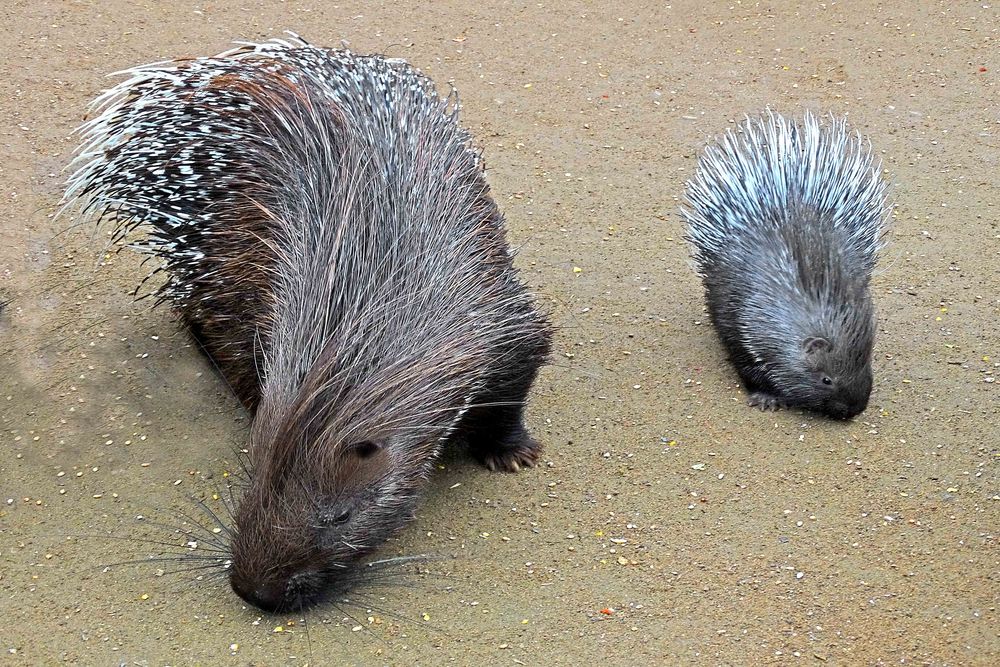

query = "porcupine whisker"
[183,570,232,587]
[301,615,315,665]
[169,565,232,583]
[70,496,239,574]
[228,449,253,488]
[83,562,229,606]
[324,602,384,641]
[78,549,231,581]
[156,568,235,602]
[365,564,457,583]
[104,555,230,570]
[165,502,229,533]
[187,497,236,538]
[47,536,188,580]
[357,555,427,569]
[147,528,230,555]
[337,570,449,591]
[76,535,228,570]
[337,591,451,637]
[221,481,241,520]
[68,521,228,551]
[336,594,427,628]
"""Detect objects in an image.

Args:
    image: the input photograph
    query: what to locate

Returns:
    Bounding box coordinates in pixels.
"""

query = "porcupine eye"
[821,376,833,386]
[351,440,380,459]
[319,507,352,527]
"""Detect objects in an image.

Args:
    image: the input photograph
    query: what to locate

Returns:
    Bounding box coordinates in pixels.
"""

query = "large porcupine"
[64,35,551,612]
[681,110,889,419]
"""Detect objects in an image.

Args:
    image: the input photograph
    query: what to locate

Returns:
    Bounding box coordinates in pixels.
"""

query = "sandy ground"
[2,0,998,665]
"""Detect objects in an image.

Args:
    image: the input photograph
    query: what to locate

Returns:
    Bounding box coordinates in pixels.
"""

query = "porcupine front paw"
[748,392,788,411]
[474,425,542,473]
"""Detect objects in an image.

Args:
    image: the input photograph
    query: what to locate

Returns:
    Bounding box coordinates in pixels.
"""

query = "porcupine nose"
[827,395,868,420]
[826,403,855,420]
[230,575,286,613]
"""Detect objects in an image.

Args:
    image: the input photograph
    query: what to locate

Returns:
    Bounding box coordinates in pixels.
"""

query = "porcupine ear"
[802,337,832,355]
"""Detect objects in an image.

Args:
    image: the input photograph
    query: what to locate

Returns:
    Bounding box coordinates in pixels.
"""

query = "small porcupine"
[681,110,889,419]
[64,35,552,612]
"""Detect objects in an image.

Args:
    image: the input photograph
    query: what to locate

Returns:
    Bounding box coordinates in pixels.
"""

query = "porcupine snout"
[230,568,327,613]
[826,372,872,419]
[230,578,287,613]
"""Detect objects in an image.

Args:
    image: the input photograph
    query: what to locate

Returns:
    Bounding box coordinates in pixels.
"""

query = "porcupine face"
[229,432,421,613]
[789,330,874,420]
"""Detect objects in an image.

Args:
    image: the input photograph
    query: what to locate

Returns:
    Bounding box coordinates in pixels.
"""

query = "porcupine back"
[682,111,889,418]
[65,36,551,610]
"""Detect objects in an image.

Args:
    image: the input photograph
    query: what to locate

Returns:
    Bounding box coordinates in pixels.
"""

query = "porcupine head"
[226,381,420,613]
[222,179,474,612]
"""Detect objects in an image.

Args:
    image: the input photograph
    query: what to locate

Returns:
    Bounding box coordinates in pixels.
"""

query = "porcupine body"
[682,111,889,419]
[65,36,551,612]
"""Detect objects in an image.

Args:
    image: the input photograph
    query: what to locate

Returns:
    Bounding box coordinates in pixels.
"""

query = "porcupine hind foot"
[747,392,789,412]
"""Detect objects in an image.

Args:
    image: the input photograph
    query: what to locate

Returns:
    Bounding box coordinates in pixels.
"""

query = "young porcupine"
[682,110,890,419]
[64,35,551,612]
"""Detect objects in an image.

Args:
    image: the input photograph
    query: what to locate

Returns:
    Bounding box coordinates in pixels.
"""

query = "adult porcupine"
[682,110,889,419]
[64,35,551,612]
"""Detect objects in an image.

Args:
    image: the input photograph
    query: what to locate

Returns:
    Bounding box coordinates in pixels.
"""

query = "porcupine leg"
[462,364,543,473]
[728,338,789,412]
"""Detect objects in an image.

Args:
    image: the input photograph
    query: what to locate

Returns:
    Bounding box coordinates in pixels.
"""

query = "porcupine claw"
[748,392,787,412]
[479,435,541,473]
